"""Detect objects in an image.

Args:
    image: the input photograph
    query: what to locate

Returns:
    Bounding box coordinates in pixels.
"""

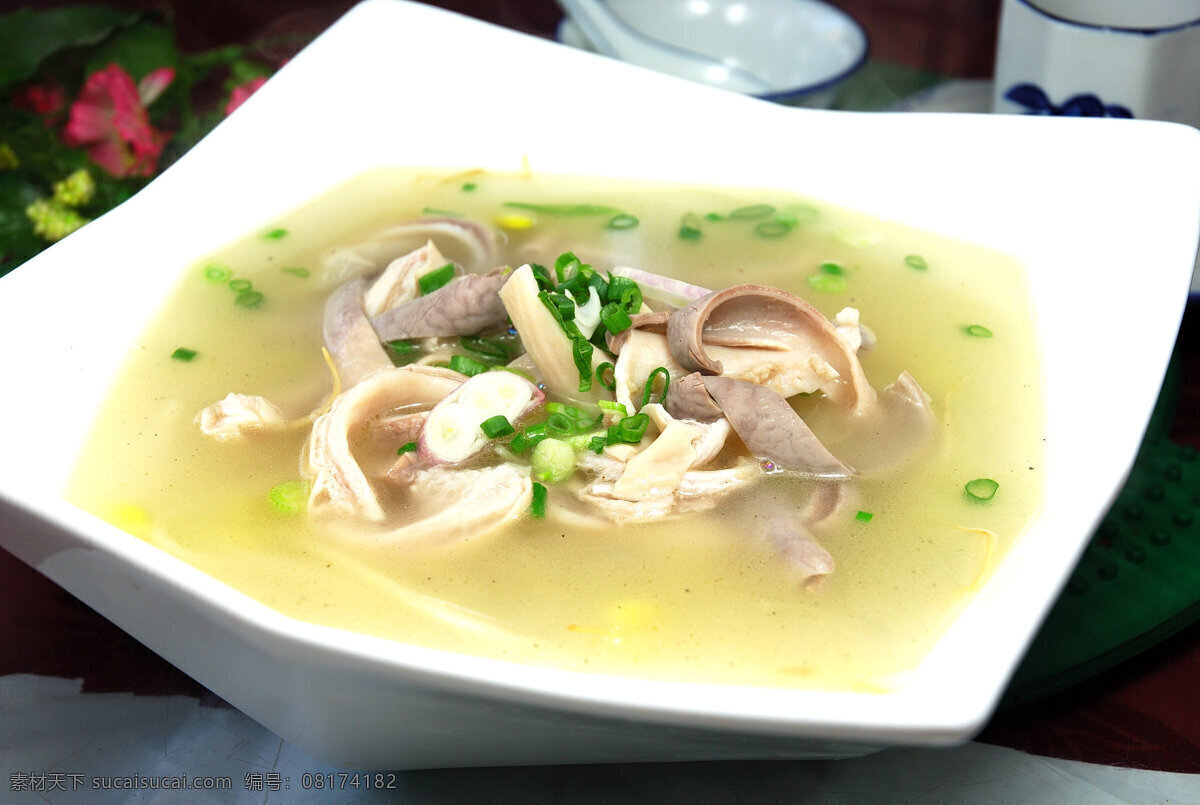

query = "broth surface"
[66,168,1044,690]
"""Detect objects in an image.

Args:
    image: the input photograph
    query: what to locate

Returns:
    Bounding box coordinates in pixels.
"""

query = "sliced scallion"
[263,227,288,240]
[281,266,309,277]
[964,324,994,338]
[171,347,197,362]
[641,367,671,409]
[608,213,639,230]
[855,510,874,523]
[598,399,627,416]
[503,202,622,216]
[755,219,792,238]
[480,415,515,439]
[449,354,489,376]
[807,273,847,294]
[203,263,232,283]
[730,203,775,220]
[530,481,548,518]
[599,302,633,335]
[268,479,309,514]
[595,362,616,391]
[417,263,456,295]
[386,339,419,363]
[235,290,264,309]
[965,478,999,501]
[905,254,929,270]
[396,441,417,455]
[679,212,703,241]
[228,278,253,292]
[459,335,509,363]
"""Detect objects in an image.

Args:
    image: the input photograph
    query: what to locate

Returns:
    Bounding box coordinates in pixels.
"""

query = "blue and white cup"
[992,0,1200,126]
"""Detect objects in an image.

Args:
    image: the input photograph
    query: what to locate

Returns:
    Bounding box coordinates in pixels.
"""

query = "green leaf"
[0,171,48,277]
[83,19,178,83]
[0,6,140,94]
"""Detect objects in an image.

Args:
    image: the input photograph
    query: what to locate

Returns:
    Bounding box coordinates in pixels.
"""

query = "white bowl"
[556,0,868,104]
[1,0,1197,770]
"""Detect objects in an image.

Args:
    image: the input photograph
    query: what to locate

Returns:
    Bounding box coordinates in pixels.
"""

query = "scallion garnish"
[203,263,231,283]
[855,510,874,523]
[171,347,197,362]
[459,335,509,364]
[597,399,627,416]
[640,366,670,408]
[386,339,418,364]
[807,273,846,294]
[281,266,309,278]
[964,324,994,338]
[235,290,264,309]
[503,202,623,216]
[730,203,775,220]
[595,362,616,391]
[905,254,929,270]
[480,415,515,439]
[965,478,999,501]
[530,481,548,518]
[755,219,792,238]
[263,227,288,240]
[396,441,417,455]
[605,275,642,312]
[555,251,582,281]
[589,412,650,453]
[679,212,703,241]
[572,338,594,393]
[818,261,846,275]
[417,263,456,295]
[268,479,309,514]
[461,182,477,191]
[599,302,633,335]
[449,354,489,376]
[422,206,464,217]
[608,213,639,230]
[228,278,252,292]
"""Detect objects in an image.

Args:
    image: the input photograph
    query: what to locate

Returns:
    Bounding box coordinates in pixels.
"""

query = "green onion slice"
[171,347,197,362]
[263,227,288,240]
[965,478,999,501]
[600,302,633,335]
[449,354,489,376]
[396,441,417,455]
[503,202,622,216]
[905,254,929,270]
[281,266,310,278]
[268,479,309,514]
[530,482,548,519]
[608,213,639,230]
[855,510,874,523]
[417,263,456,295]
[640,367,671,409]
[729,203,775,220]
[228,278,253,292]
[807,273,846,294]
[459,335,509,363]
[235,290,264,309]
[964,324,994,338]
[204,263,232,283]
[595,362,616,391]
[480,415,515,439]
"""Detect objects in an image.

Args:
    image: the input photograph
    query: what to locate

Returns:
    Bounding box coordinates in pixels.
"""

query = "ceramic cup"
[992,0,1200,126]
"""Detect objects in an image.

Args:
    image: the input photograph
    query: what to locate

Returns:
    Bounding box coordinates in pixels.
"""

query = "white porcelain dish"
[555,0,868,104]
[1,0,1198,770]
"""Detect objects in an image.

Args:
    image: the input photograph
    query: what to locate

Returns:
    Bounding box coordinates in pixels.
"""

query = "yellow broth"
[66,168,1044,691]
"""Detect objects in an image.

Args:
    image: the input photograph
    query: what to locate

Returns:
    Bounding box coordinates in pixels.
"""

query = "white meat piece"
[196,393,288,439]
[363,240,453,317]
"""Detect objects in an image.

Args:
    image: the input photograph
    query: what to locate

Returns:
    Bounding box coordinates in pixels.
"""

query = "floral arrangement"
[0,5,287,275]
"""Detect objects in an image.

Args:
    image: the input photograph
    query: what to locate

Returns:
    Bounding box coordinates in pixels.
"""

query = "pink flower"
[224,76,267,117]
[12,82,66,118]
[62,64,175,178]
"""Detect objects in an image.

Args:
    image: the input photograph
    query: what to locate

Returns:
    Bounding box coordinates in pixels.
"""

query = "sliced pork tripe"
[304,365,464,524]
[320,216,498,287]
[370,269,510,340]
[666,282,875,412]
[667,373,853,477]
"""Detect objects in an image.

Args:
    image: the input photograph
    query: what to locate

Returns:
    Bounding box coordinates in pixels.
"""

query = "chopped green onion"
[704,212,725,222]
[529,263,555,291]
[268,480,309,514]
[598,399,627,416]
[595,362,616,391]
[480,415,515,439]
[755,219,792,238]
[459,335,509,364]
[396,441,417,455]
[729,203,775,220]
[422,206,464,217]
[386,339,419,363]
[461,182,477,191]
[171,347,197,362]
[640,367,671,408]
[263,227,288,240]
[530,482,548,518]
[572,338,594,393]
[605,275,642,312]
[531,438,576,483]
[449,354,489,376]
[203,263,232,283]
[615,412,650,442]
[599,302,633,335]
[964,324,994,338]
[679,212,703,241]
[281,266,309,277]
[503,202,622,216]
[818,261,846,275]
[235,290,264,309]
[855,510,874,523]
[608,213,639,230]
[807,273,847,294]
[417,263,456,295]
[905,254,929,270]
[228,278,253,292]
[508,431,530,455]
[965,478,1000,501]
[555,251,582,281]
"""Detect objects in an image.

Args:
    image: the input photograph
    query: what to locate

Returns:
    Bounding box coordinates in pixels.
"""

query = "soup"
[66,167,1044,691]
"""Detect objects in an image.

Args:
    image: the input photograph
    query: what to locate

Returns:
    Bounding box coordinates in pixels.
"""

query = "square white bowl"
[1,0,1197,769]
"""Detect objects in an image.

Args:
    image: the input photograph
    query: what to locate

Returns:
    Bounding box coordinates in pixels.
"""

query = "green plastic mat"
[1001,344,1200,706]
